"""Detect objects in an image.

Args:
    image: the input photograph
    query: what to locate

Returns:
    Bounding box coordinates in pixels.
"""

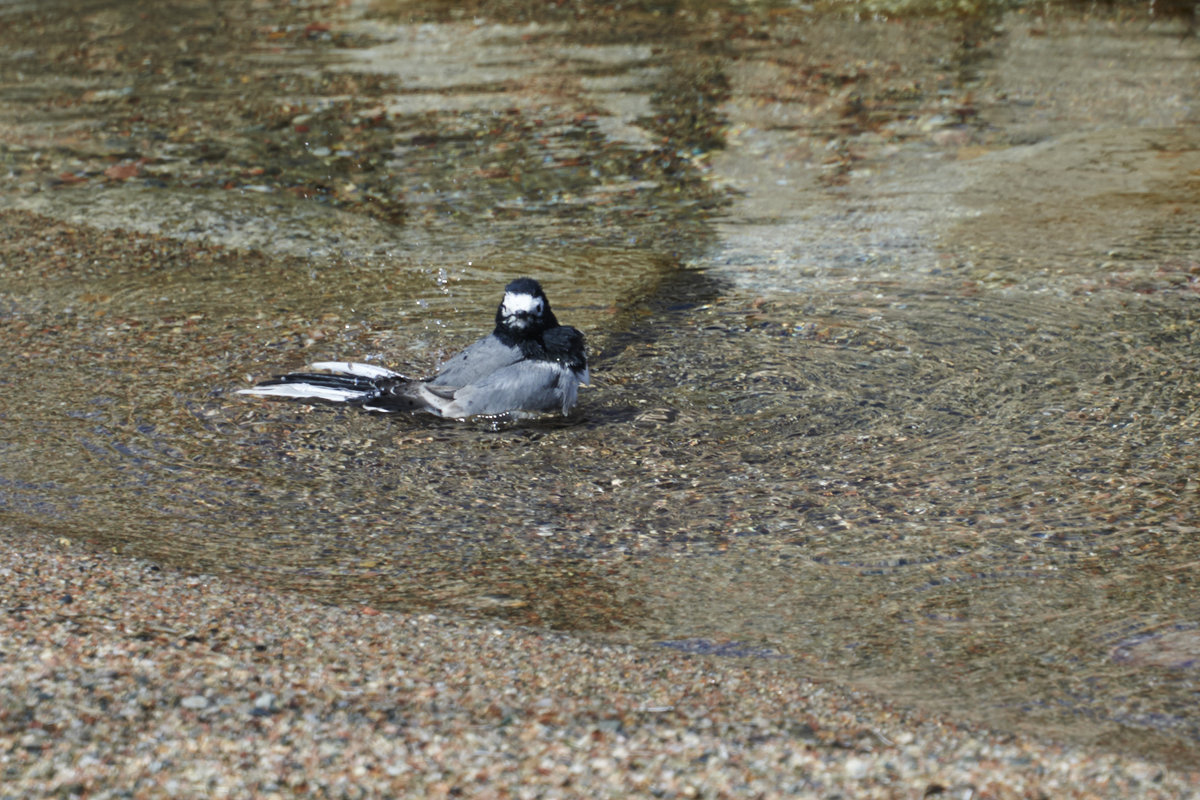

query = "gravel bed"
[2,529,1196,799]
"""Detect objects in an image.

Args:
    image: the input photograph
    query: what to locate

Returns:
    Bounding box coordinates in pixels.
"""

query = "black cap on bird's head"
[495,277,558,338]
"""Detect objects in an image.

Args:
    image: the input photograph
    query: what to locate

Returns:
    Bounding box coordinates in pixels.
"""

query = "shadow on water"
[1,0,1199,766]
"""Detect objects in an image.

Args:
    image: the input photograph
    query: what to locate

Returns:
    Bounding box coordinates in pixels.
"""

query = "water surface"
[1,0,1198,764]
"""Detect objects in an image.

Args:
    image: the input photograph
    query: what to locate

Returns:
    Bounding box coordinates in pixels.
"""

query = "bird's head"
[496,277,558,337]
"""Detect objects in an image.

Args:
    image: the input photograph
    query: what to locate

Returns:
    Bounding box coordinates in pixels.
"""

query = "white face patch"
[501,291,544,326]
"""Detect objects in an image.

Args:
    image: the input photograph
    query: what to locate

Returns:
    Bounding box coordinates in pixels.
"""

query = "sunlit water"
[1,0,1198,763]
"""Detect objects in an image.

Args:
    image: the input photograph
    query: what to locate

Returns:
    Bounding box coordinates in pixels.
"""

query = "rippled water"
[1,0,1198,764]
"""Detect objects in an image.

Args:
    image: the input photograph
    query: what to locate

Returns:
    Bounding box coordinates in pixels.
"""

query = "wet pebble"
[253,692,278,712]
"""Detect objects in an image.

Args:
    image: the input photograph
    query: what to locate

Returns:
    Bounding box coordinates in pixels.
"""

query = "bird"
[238,277,589,419]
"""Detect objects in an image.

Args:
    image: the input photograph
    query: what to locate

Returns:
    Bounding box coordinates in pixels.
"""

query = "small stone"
[20,730,48,750]
[844,756,870,780]
[180,695,209,710]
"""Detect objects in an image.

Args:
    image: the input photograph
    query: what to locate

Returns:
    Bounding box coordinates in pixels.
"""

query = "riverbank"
[3,528,1195,799]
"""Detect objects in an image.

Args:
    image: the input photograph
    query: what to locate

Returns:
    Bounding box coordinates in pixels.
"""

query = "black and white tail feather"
[239,278,589,420]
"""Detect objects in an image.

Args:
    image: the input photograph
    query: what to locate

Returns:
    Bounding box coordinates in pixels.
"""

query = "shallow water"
[1,0,1198,764]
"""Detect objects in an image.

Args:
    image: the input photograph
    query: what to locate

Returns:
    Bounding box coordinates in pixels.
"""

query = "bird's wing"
[431,335,523,388]
[441,361,574,418]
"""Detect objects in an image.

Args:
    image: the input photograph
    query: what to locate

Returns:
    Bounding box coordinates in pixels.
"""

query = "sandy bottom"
[3,528,1196,799]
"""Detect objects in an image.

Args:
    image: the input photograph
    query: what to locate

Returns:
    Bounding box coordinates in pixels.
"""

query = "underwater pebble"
[843,756,871,780]
[253,691,278,711]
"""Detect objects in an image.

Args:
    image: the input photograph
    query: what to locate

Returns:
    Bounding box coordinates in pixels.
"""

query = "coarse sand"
[3,528,1197,799]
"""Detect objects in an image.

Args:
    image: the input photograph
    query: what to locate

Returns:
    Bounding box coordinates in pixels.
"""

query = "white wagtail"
[239,277,589,419]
